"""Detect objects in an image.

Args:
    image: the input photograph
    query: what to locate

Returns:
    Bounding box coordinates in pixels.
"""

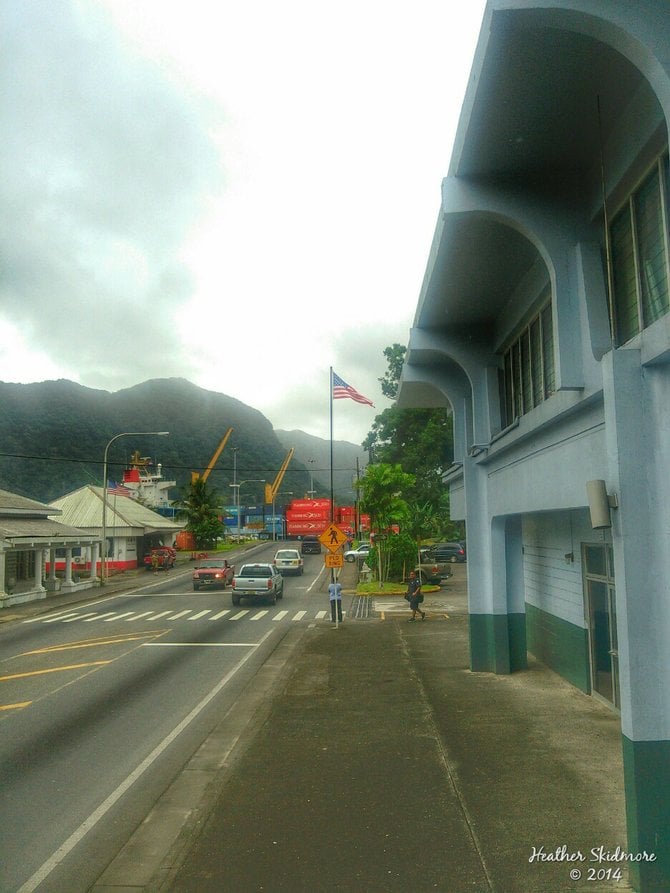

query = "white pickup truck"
[231,563,284,606]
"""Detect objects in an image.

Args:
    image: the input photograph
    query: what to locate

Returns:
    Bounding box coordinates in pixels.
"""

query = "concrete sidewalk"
[143,564,631,893]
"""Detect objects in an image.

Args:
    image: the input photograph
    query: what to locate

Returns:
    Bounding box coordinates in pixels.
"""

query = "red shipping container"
[286,510,330,521]
[290,499,331,511]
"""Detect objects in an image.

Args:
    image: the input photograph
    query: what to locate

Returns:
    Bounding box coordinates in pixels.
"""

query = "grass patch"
[356,581,440,596]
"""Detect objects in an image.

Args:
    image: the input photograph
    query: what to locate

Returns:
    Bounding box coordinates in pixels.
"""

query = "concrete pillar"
[90,542,99,580]
[464,461,526,673]
[64,547,73,584]
[48,549,57,582]
[603,349,670,892]
[33,549,44,592]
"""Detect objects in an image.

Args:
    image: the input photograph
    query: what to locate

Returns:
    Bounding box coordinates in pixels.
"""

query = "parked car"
[301,536,322,554]
[425,542,466,563]
[273,548,304,575]
[344,543,371,562]
[192,558,234,591]
[231,563,284,605]
[414,557,452,584]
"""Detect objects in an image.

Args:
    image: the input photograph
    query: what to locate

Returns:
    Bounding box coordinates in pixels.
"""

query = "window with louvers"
[610,154,670,344]
[500,295,555,428]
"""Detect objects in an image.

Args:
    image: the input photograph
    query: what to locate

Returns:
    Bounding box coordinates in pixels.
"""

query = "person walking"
[405,571,425,621]
[328,578,343,624]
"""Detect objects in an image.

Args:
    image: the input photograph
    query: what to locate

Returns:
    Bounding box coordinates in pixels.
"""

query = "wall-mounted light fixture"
[586,480,619,529]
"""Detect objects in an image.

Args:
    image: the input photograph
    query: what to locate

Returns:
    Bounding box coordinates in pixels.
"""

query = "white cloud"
[1,0,487,444]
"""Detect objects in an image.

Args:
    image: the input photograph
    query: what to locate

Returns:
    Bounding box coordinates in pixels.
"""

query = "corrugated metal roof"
[49,486,183,534]
[0,518,95,542]
[0,488,61,517]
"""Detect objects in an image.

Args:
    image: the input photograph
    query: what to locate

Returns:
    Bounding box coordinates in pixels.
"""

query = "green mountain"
[275,429,368,503]
[0,378,317,505]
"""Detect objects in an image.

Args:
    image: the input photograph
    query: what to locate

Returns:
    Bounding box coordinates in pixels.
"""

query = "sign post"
[319,524,347,627]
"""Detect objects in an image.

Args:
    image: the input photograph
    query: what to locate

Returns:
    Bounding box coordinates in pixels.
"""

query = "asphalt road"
[0,545,329,893]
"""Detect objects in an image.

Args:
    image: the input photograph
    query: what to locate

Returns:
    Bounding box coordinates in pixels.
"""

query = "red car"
[192,558,235,591]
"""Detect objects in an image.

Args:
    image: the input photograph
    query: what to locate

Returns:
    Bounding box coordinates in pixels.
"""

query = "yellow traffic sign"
[325,553,344,568]
[319,524,348,552]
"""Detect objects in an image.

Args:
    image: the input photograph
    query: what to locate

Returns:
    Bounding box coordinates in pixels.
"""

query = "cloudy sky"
[0,0,486,444]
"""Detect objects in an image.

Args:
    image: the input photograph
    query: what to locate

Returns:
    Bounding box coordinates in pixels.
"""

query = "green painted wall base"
[469,612,527,674]
[622,735,670,892]
[526,602,591,692]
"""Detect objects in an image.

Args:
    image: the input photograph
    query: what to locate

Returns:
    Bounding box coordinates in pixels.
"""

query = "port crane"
[191,428,234,484]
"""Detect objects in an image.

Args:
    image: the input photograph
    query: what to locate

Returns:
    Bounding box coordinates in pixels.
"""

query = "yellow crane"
[191,428,234,484]
[265,448,294,504]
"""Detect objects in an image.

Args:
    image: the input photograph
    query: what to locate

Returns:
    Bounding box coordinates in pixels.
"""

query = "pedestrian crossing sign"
[319,524,347,552]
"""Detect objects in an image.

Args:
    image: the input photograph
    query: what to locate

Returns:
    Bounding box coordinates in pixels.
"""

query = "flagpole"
[329,366,334,524]
[329,366,339,627]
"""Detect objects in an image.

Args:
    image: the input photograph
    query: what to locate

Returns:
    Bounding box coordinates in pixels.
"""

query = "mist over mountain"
[275,429,368,503]
[0,378,366,505]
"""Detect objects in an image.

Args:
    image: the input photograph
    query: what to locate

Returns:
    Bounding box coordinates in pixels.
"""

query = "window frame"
[500,294,555,428]
[609,152,670,345]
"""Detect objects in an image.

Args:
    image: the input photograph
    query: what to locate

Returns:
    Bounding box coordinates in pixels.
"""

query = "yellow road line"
[0,660,112,682]
[24,631,166,656]
[0,701,32,711]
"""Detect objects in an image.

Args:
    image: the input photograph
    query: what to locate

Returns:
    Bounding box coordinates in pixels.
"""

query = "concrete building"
[50,486,183,573]
[398,2,670,890]
[0,489,98,607]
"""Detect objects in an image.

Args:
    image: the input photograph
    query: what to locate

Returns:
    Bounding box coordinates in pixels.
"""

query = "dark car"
[301,536,321,554]
[426,542,466,563]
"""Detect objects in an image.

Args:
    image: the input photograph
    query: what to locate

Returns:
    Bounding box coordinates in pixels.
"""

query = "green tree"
[363,344,461,538]
[176,478,223,548]
[357,463,414,584]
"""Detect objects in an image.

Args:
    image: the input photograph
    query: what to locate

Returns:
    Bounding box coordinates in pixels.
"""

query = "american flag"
[107,481,134,497]
[332,372,374,407]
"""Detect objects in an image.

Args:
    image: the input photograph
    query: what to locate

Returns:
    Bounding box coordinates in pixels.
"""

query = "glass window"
[610,154,670,343]
[501,297,555,426]
[541,304,555,397]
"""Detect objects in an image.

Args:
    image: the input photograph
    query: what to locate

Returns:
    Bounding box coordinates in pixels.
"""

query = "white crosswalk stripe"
[27,607,346,625]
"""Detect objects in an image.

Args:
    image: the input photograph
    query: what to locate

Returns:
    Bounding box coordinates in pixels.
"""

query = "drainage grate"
[349,595,373,619]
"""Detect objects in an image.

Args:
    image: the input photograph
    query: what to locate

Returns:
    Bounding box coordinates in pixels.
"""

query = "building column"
[33,548,45,593]
[90,542,99,581]
[63,547,73,585]
[603,349,670,892]
[0,551,6,601]
[48,549,57,582]
[464,459,526,673]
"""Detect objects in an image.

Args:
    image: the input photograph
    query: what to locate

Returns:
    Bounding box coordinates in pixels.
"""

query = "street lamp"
[101,431,169,582]
[307,459,316,499]
[229,478,264,542]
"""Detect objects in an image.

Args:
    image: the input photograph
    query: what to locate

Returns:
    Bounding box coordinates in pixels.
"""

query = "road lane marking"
[141,642,259,647]
[124,611,156,621]
[145,611,172,620]
[250,611,269,620]
[83,612,117,622]
[167,610,191,620]
[24,632,161,655]
[62,613,98,622]
[0,661,112,682]
[103,612,137,622]
[187,610,212,620]
[0,701,32,711]
[272,611,288,621]
[17,627,276,893]
[230,611,249,621]
[315,610,328,619]
[42,613,80,623]
[210,610,231,620]
[291,611,307,621]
